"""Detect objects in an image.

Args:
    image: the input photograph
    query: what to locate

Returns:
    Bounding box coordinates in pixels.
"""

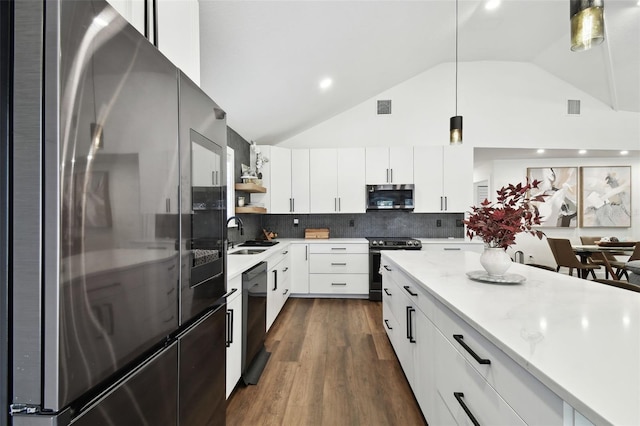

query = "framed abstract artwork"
[580,166,631,227]
[527,167,578,228]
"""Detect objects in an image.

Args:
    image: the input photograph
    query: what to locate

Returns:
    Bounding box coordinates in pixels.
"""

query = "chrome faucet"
[227,216,244,236]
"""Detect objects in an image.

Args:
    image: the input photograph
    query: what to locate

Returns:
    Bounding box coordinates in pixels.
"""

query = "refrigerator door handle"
[222,288,238,299]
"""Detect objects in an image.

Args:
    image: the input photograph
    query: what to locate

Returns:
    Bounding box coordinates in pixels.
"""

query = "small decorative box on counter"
[305,228,330,239]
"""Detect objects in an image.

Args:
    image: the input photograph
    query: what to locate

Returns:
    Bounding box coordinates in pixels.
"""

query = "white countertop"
[226,238,369,279]
[382,250,640,426]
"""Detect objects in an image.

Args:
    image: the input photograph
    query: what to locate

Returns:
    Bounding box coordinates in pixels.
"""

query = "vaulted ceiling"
[198,1,640,144]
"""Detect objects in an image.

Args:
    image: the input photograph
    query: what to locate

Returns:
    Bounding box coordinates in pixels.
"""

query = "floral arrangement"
[249,141,269,179]
[464,179,547,249]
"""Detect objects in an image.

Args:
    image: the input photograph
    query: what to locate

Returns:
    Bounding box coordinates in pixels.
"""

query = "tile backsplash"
[235,212,465,240]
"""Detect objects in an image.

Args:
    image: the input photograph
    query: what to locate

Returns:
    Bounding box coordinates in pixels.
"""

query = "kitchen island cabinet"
[381,250,639,426]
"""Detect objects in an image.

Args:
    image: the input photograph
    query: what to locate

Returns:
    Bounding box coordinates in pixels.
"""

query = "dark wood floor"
[226,298,426,426]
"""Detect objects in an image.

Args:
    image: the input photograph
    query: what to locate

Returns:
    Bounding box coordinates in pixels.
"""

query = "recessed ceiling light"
[620,150,629,155]
[319,78,333,90]
[537,149,545,154]
[485,0,501,10]
[579,149,587,154]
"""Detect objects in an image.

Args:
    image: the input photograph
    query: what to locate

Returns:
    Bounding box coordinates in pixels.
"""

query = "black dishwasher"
[242,262,269,384]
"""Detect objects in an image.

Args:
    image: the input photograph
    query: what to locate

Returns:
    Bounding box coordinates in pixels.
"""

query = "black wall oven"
[368,238,422,301]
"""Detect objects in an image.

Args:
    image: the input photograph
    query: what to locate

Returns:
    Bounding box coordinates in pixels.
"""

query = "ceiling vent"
[377,100,392,115]
[567,99,581,115]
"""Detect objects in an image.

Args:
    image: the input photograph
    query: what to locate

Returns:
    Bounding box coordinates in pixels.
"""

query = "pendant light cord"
[455,0,458,116]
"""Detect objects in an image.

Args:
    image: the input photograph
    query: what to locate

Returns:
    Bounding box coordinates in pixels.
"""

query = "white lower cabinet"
[226,276,242,399]
[290,243,310,294]
[382,256,564,425]
[308,243,368,296]
[266,247,291,331]
[309,274,368,294]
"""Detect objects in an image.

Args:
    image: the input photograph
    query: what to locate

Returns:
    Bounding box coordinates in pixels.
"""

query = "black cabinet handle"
[454,392,480,426]
[453,334,491,365]
[383,265,392,271]
[383,288,392,296]
[405,306,416,343]
[403,285,418,297]
[273,270,278,291]
[225,310,234,348]
[384,319,393,330]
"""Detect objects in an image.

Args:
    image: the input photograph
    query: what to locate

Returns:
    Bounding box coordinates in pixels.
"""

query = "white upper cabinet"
[106,0,201,85]
[309,149,338,213]
[269,146,292,213]
[414,145,472,213]
[310,148,365,213]
[337,148,366,212]
[251,146,310,214]
[291,149,310,213]
[366,147,414,184]
[106,0,145,35]
[157,0,201,85]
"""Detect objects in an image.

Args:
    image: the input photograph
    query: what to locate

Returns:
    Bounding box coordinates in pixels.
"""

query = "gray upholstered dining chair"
[547,238,600,279]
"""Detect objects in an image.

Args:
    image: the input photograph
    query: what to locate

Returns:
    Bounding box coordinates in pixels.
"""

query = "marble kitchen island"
[381,250,639,426]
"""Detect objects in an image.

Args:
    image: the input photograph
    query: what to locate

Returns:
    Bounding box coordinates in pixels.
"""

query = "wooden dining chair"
[547,238,601,279]
[594,279,640,293]
[579,236,628,279]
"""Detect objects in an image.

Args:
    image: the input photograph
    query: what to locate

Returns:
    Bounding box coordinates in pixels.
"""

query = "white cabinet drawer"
[433,299,563,425]
[309,253,368,274]
[434,328,526,426]
[309,243,368,254]
[382,299,401,349]
[309,274,368,294]
[384,263,435,320]
[265,246,291,269]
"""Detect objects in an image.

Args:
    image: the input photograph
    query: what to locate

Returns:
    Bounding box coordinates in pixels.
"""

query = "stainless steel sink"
[229,248,267,255]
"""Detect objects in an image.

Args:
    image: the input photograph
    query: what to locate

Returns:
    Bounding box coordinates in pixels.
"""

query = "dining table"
[572,242,637,280]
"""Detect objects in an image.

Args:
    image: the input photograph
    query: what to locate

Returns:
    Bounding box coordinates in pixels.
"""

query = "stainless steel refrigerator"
[9,1,228,424]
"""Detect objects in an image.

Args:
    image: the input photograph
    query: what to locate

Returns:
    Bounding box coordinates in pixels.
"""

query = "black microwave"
[366,184,415,211]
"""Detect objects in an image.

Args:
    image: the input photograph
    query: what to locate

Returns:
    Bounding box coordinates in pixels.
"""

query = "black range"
[368,237,422,301]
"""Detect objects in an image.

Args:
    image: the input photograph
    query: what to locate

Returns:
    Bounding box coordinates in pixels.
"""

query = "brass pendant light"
[570,0,605,52]
[450,0,462,145]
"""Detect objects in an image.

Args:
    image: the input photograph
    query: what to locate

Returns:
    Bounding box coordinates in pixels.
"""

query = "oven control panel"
[369,238,422,250]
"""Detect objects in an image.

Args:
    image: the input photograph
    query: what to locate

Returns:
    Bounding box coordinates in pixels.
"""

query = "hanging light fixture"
[570,0,605,52]
[450,0,462,145]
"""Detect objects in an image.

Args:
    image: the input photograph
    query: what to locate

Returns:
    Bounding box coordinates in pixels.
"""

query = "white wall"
[275,61,639,151]
[490,156,640,268]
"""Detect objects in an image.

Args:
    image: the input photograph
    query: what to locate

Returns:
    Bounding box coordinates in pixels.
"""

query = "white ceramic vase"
[479,247,512,277]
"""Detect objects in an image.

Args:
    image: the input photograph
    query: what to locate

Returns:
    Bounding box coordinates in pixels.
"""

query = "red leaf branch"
[463,179,547,249]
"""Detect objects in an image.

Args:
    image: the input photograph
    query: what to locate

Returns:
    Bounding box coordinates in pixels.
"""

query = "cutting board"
[305,228,330,239]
